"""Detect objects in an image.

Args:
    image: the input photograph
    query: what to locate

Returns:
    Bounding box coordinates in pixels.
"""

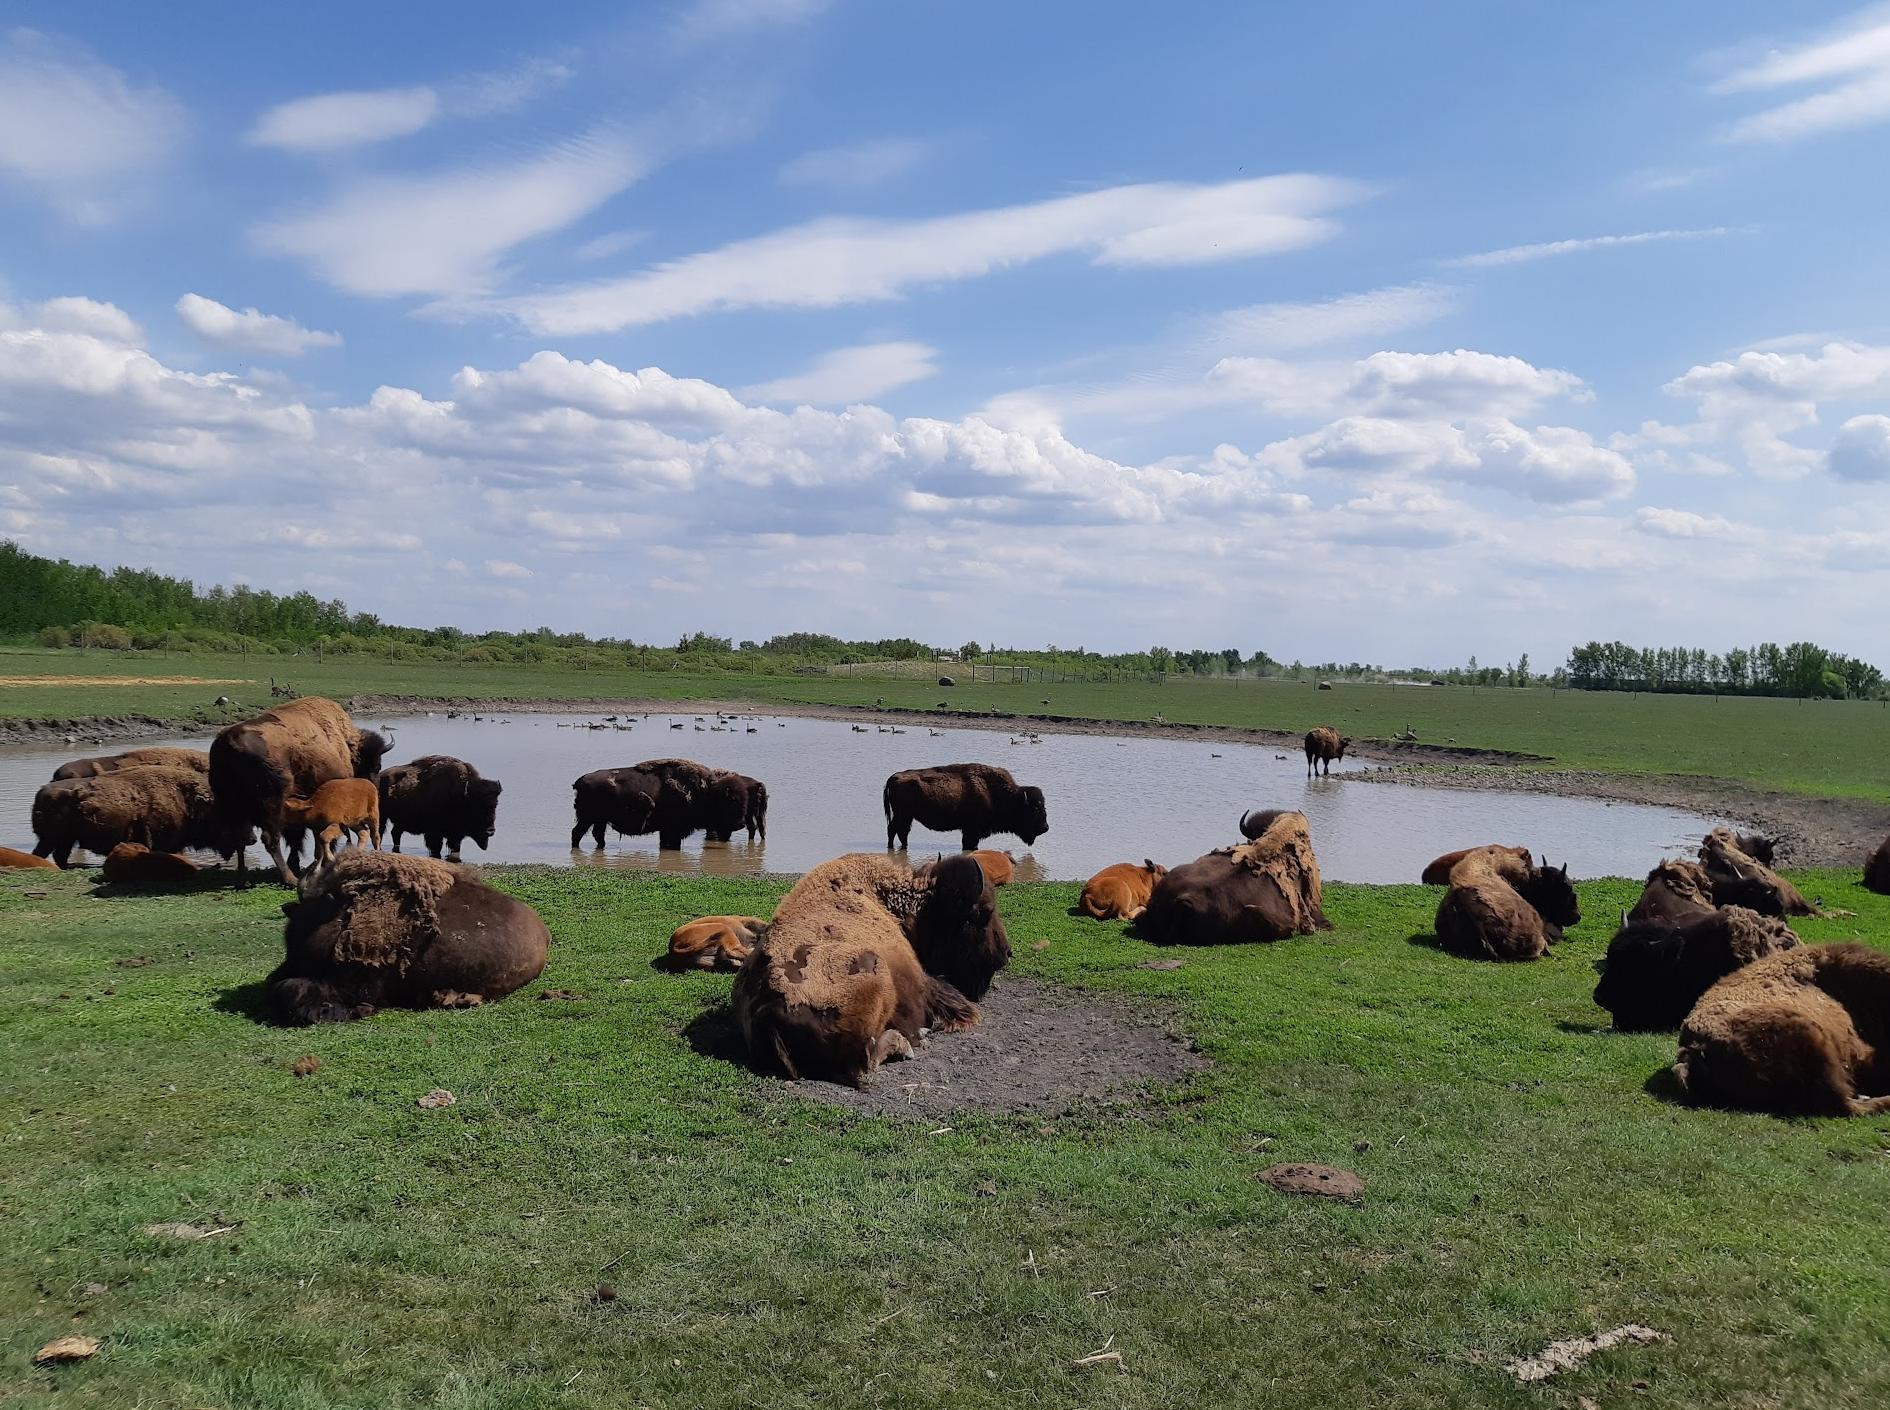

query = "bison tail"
[921,976,980,1033]
[882,777,893,823]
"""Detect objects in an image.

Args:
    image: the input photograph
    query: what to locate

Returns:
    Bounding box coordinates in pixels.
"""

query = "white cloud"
[175,294,342,357]
[1666,340,1890,403]
[778,137,935,188]
[1718,9,1890,142]
[1208,348,1586,421]
[255,130,647,296]
[3,295,143,345]
[743,341,939,404]
[1828,414,1890,481]
[1200,283,1456,352]
[459,174,1368,334]
[672,0,833,46]
[1447,228,1731,268]
[0,30,186,224]
[486,559,534,579]
[1280,414,1635,506]
[249,87,439,152]
[1634,507,1741,539]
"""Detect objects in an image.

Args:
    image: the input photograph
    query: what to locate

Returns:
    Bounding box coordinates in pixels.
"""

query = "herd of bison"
[7,695,1890,1117]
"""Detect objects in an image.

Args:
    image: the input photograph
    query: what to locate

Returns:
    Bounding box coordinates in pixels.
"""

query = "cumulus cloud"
[1447,228,1731,268]
[1717,8,1890,142]
[175,294,342,357]
[1828,414,1890,480]
[1200,283,1456,352]
[1634,507,1742,538]
[3,295,143,345]
[1666,340,1890,403]
[250,87,439,152]
[486,559,533,578]
[778,137,935,188]
[743,341,939,404]
[459,174,1368,334]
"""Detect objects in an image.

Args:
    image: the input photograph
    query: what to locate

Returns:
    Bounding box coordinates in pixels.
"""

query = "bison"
[883,763,1048,851]
[209,697,389,885]
[1421,843,1530,886]
[281,778,381,863]
[658,915,769,973]
[1866,835,1890,895]
[266,851,550,1025]
[1593,905,1799,1032]
[0,846,58,870]
[732,852,1010,1087]
[52,747,209,782]
[967,849,1014,888]
[570,759,765,850]
[1674,944,1890,1116]
[31,766,251,869]
[101,842,200,886]
[1304,725,1348,777]
[1433,848,1579,962]
[378,755,503,859]
[1628,859,1719,925]
[1077,860,1167,920]
[1698,828,1816,917]
[1135,812,1331,946]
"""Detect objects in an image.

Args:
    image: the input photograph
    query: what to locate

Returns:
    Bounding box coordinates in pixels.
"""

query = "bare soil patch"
[683,976,1206,1119]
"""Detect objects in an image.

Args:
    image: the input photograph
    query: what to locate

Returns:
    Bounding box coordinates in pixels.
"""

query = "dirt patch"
[0,710,244,749]
[683,977,1206,1119]
[1259,1162,1365,1202]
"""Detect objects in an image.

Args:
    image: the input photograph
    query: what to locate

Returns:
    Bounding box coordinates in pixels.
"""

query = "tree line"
[1562,640,1883,699]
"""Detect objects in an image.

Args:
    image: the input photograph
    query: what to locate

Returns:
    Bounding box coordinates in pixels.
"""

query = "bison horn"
[1620,907,1629,928]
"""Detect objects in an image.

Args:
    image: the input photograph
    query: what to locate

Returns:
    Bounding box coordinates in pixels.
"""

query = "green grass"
[4,647,1890,799]
[5,865,1890,1408]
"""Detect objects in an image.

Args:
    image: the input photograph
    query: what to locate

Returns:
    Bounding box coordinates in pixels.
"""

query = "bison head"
[1521,857,1580,929]
[1732,831,1778,866]
[354,729,392,780]
[1593,919,1690,1030]
[1012,784,1049,846]
[1238,808,1293,841]
[908,852,1010,1000]
[466,778,502,849]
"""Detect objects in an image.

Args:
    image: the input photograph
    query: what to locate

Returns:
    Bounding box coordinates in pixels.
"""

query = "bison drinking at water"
[732,852,1010,1086]
[1433,848,1579,962]
[52,747,209,782]
[31,766,251,868]
[209,697,389,885]
[570,759,766,849]
[1135,812,1330,945]
[1594,906,1799,1032]
[1304,726,1349,777]
[378,755,503,859]
[883,763,1047,851]
[266,851,550,1025]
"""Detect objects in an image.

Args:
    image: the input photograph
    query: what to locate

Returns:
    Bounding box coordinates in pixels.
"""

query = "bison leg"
[960,831,984,852]
[425,833,444,858]
[261,830,297,887]
[887,813,908,849]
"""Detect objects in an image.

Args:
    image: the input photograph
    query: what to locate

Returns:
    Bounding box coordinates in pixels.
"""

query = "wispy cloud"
[250,87,438,152]
[1717,6,1890,143]
[743,341,938,404]
[1446,228,1731,268]
[175,294,341,357]
[1199,283,1456,352]
[671,0,834,48]
[778,136,935,188]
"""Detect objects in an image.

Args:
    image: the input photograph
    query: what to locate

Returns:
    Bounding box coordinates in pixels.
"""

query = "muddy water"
[0,711,1726,882]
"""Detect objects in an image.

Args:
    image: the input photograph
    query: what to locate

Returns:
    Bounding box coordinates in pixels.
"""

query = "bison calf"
[658,915,768,972]
[281,778,382,864]
[1077,860,1167,920]
[1594,906,1799,1031]
[101,842,200,886]
[1420,844,1529,887]
[0,845,58,870]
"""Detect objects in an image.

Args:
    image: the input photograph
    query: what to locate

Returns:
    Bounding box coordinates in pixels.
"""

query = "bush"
[37,625,71,648]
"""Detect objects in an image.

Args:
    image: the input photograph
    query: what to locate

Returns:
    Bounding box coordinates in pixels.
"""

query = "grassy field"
[2,646,1888,799]
[5,864,1890,1408]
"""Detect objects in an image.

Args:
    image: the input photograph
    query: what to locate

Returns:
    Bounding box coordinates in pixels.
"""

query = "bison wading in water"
[1594,905,1799,1032]
[883,763,1047,852]
[1304,726,1349,777]
[267,851,550,1025]
[1433,848,1579,962]
[209,697,389,885]
[570,759,765,849]
[31,766,250,868]
[379,755,503,859]
[1135,812,1331,946]
[52,747,209,782]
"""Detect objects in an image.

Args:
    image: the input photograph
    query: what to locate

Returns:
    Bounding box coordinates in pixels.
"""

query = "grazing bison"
[31,766,250,869]
[0,846,57,870]
[281,778,381,863]
[1699,828,1816,917]
[378,755,503,859]
[266,851,550,1025]
[732,853,1009,1086]
[1421,843,1530,887]
[883,763,1048,851]
[967,849,1015,887]
[1674,944,1890,1116]
[658,915,768,973]
[1077,860,1167,920]
[1593,906,1799,1032]
[1304,725,1349,777]
[1433,849,1579,962]
[101,842,200,886]
[209,697,389,885]
[1136,812,1331,946]
[1866,836,1890,895]
[1628,859,1719,925]
[52,747,209,782]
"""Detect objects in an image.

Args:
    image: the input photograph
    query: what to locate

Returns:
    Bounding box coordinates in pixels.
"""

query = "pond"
[0,710,1726,883]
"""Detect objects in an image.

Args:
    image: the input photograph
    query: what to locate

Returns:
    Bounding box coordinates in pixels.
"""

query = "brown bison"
[732,852,1010,1086]
[31,766,251,869]
[0,845,58,870]
[282,778,382,863]
[968,849,1015,887]
[570,759,765,849]
[378,755,503,859]
[1866,835,1890,895]
[1698,828,1816,917]
[101,842,200,885]
[1077,860,1167,920]
[1674,944,1890,1116]
[1135,812,1331,945]
[52,747,209,782]
[1421,843,1530,886]
[266,851,551,1025]
[883,763,1048,851]
[1304,725,1348,777]
[1593,905,1799,1031]
[1433,848,1579,961]
[209,697,390,885]
[1628,859,1719,925]
[658,915,768,972]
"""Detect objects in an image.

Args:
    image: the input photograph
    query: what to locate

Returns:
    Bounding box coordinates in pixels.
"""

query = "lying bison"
[1867,835,1890,895]
[0,846,57,870]
[1594,906,1799,1032]
[732,852,1009,1086]
[101,842,200,886]
[1304,725,1348,777]
[1433,848,1578,962]
[53,747,209,782]
[1628,859,1719,925]
[379,755,503,859]
[1421,843,1529,887]
[883,763,1047,851]
[31,766,251,869]
[1699,828,1816,917]
[570,759,765,849]
[1136,812,1330,945]
[1675,944,1890,1116]
[1077,860,1166,920]
[210,697,389,885]
[657,915,768,973]
[267,851,550,1025]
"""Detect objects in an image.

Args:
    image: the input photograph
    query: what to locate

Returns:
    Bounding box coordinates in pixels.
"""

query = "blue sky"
[3,1,1889,665]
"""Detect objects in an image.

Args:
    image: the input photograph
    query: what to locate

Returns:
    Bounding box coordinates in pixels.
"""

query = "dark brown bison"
[1699,828,1816,917]
[1867,836,1890,895]
[883,763,1047,851]
[732,852,1010,1086]
[266,851,550,1025]
[101,842,200,885]
[569,759,764,849]
[1421,843,1530,886]
[209,697,390,885]
[0,845,58,870]
[378,755,503,859]
[1593,905,1799,1032]
[1135,812,1331,946]
[1238,808,1301,841]
[1675,944,1890,1116]
[1304,725,1348,777]
[1628,859,1719,925]
[1433,849,1579,961]
[31,766,251,868]
[52,747,209,782]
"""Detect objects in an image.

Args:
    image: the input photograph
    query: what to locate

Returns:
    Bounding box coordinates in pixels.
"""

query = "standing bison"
[266,851,550,1025]
[883,763,1047,851]
[31,766,251,869]
[1135,812,1331,945]
[53,747,209,782]
[209,697,389,885]
[1593,906,1799,1032]
[570,759,766,849]
[1433,848,1579,961]
[1304,726,1349,777]
[379,755,503,859]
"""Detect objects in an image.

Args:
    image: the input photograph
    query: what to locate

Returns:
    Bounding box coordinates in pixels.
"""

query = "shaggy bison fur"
[267,851,550,1025]
[1433,848,1579,962]
[31,766,250,869]
[570,759,766,849]
[1628,859,1719,925]
[1699,828,1816,917]
[658,915,768,972]
[1304,726,1349,777]
[1077,860,1167,920]
[1594,905,1799,1031]
[883,763,1048,851]
[1675,944,1890,1116]
[52,747,209,782]
[101,842,200,886]
[1135,812,1331,946]
[378,755,503,859]
[732,852,1010,1087]
[1421,843,1530,886]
